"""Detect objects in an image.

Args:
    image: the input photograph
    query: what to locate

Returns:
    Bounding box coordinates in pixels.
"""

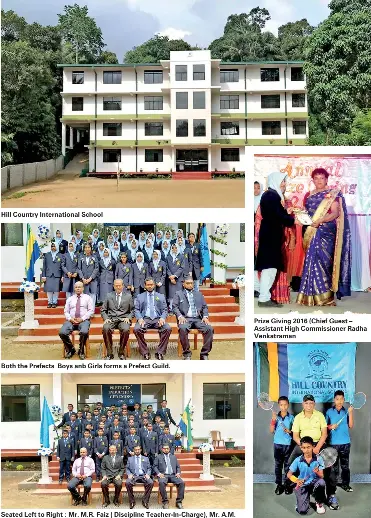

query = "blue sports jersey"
[326,406,350,445]
[274,412,294,446]
[289,454,325,486]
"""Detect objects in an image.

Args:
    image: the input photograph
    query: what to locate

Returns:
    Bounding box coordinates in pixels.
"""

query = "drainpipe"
[244,66,247,143]
[94,67,97,172]
[135,65,138,172]
[284,64,288,144]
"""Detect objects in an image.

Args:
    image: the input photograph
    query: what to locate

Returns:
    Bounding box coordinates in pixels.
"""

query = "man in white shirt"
[59,282,94,360]
[68,447,95,506]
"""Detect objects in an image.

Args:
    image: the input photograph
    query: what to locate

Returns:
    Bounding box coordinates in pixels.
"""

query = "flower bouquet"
[19,281,40,293]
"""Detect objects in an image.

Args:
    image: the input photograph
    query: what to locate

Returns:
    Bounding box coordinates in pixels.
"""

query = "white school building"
[1,222,245,283]
[1,373,245,449]
[58,50,308,174]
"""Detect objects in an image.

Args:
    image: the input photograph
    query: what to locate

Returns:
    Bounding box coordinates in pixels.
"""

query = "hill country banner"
[287,343,357,403]
[102,384,141,407]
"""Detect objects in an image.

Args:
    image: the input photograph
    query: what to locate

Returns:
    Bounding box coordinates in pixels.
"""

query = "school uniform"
[161,250,171,263]
[114,262,132,291]
[83,418,97,434]
[57,436,74,481]
[124,423,139,436]
[77,255,99,306]
[182,249,193,280]
[130,410,143,423]
[159,433,175,454]
[56,239,69,255]
[130,262,148,297]
[98,259,116,302]
[185,242,203,290]
[109,438,124,457]
[289,454,326,514]
[110,424,124,441]
[42,251,63,305]
[143,248,153,264]
[61,253,79,297]
[93,435,108,480]
[141,430,159,465]
[148,260,167,296]
[166,254,185,308]
[272,412,295,487]
[125,434,141,455]
[146,411,156,422]
[80,436,94,457]
[326,406,351,493]
[69,420,83,443]
[155,407,177,426]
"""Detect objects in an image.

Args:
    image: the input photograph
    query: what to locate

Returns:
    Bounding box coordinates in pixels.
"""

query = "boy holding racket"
[326,390,354,494]
[270,396,295,495]
[287,436,326,515]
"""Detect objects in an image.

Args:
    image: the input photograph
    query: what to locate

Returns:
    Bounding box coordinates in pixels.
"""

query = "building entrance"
[176,149,208,172]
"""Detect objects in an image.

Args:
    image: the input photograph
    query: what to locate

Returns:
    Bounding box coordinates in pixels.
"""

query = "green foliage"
[16,464,24,471]
[278,19,314,60]
[230,455,243,466]
[210,248,227,258]
[99,50,119,64]
[3,461,14,470]
[124,35,197,63]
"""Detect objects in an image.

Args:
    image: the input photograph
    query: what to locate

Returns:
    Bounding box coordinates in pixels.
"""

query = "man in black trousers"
[100,445,125,507]
[173,276,214,360]
[153,444,185,509]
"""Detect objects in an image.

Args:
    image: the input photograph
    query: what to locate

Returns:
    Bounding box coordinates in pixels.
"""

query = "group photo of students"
[253,343,371,517]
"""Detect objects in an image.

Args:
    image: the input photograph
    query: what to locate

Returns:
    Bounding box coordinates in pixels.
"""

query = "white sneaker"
[316,503,326,514]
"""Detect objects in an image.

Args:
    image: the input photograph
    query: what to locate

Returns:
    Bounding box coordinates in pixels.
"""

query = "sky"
[3,0,331,60]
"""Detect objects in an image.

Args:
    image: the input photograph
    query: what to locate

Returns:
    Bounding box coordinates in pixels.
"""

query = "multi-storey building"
[59,50,308,174]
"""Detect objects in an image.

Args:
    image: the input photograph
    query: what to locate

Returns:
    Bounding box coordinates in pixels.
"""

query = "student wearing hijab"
[96,241,106,261]
[92,229,102,250]
[42,242,64,308]
[75,230,84,253]
[54,229,68,255]
[115,253,133,292]
[164,230,173,244]
[99,248,116,303]
[166,244,185,311]
[87,235,94,251]
[138,231,147,251]
[69,236,80,258]
[111,241,121,263]
[143,239,154,264]
[62,242,79,299]
[112,229,120,242]
[174,229,184,245]
[161,240,171,262]
[148,250,167,295]
[128,239,139,264]
[77,243,99,308]
[255,172,295,308]
[106,235,115,250]
[154,231,163,249]
[147,232,155,245]
[128,233,135,246]
[130,251,148,297]
[176,236,186,255]
[120,232,128,253]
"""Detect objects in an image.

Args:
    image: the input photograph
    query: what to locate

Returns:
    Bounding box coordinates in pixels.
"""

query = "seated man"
[59,281,94,360]
[67,447,95,506]
[101,278,133,360]
[101,445,125,507]
[153,444,185,509]
[125,445,154,509]
[173,276,214,360]
[133,277,172,360]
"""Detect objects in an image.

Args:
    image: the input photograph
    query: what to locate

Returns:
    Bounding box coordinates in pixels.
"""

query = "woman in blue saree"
[297,168,351,306]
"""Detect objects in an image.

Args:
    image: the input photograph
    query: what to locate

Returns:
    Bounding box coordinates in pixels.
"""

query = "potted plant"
[225,437,235,449]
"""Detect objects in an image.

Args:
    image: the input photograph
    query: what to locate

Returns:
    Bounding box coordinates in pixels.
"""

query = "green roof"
[220,60,304,65]
[57,60,304,68]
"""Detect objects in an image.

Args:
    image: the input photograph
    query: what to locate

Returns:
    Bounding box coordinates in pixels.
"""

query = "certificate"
[292,208,313,225]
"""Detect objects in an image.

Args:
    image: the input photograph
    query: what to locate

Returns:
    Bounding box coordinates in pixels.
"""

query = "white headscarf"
[152,250,161,271]
[130,240,138,261]
[136,251,144,271]
[107,235,115,250]
[54,229,63,247]
[92,229,100,244]
[103,247,111,268]
[120,231,128,248]
[267,172,287,201]
[164,230,173,242]
[176,228,184,239]
[176,237,185,254]
[147,232,155,244]
[161,240,170,257]
[138,231,147,249]
[254,181,264,213]
[75,230,83,244]
[97,242,106,259]
[155,231,163,245]
[128,233,134,243]
[51,246,58,261]
[112,230,119,242]
[111,244,120,261]
[144,240,154,260]
[170,244,179,262]
[68,241,76,261]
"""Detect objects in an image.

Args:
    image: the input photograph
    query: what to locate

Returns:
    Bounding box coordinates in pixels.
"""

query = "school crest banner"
[287,343,356,403]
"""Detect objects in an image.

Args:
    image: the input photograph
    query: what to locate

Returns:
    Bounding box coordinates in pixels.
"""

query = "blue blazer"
[173,289,209,319]
[126,455,152,477]
[134,291,168,320]
[57,437,74,460]
[125,434,141,453]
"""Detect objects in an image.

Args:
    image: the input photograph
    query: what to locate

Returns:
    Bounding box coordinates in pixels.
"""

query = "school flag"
[178,399,193,451]
[255,343,357,403]
[199,223,211,280]
[40,397,55,448]
[25,224,41,281]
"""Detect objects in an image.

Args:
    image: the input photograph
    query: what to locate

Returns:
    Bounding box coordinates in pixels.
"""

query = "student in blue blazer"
[148,250,167,295]
[98,248,116,303]
[61,241,79,299]
[114,253,133,292]
[41,242,63,308]
[77,243,99,307]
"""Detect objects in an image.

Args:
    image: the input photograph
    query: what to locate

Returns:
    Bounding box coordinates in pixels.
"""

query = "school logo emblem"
[306,350,331,379]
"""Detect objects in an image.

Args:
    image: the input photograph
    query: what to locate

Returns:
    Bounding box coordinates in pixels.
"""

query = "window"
[220,69,239,83]
[77,385,102,411]
[176,119,188,137]
[220,95,239,110]
[144,96,163,110]
[293,121,307,135]
[175,65,187,81]
[262,121,281,135]
[261,94,280,109]
[144,70,163,84]
[221,148,240,161]
[193,119,206,137]
[72,71,84,84]
[103,149,121,162]
[72,97,83,111]
[193,64,205,80]
[261,68,280,82]
[221,121,239,135]
[145,122,163,136]
[145,149,163,162]
[1,385,40,422]
[1,224,23,246]
[203,383,245,420]
[240,223,245,242]
[292,93,306,108]
[193,91,206,109]
[103,123,122,137]
[103,71,122,84]
[103,97,121,110]
[291,67,304,81]
[176,92,188,109]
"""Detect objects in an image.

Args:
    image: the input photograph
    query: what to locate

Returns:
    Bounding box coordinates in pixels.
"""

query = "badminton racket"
[335,392,366,426]
[258,392,279,412]
[318,447,338,468]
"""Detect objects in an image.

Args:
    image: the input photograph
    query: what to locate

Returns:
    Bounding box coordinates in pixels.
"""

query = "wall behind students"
[253,343,371,474]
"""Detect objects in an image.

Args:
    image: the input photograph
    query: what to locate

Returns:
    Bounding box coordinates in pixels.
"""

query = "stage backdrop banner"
[287,343,356,403]
[102,384,141,407]
[254,156,371,214]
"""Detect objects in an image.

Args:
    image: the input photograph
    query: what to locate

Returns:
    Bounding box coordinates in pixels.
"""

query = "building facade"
[59,50,308,174]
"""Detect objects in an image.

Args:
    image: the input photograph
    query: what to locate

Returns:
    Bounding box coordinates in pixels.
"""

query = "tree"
[1,9,27,42]
[278,19,314,60]
[349,110,371,145]
[99,50,119,64]
[124,35,193,63]
[58,4,105,63]
[304,1,371,137]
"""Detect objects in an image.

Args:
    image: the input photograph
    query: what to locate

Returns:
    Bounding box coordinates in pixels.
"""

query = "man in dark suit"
[125,445,154,509]
[153,444,185,509]
[57,404,74,428]
[155,400,176,427]
[109,418,123,441]
[133,277,172,360]
[141,422,159,467]
[101,278,133,360]
[186,232,204,291]
[146,405,156,422]
[93,428,108,481]
[173,276,214,360]
[125,427,141,456]
[159,426,175,454]
[100,445,125,507]
[130,402,143,422]
[57,429,74,483]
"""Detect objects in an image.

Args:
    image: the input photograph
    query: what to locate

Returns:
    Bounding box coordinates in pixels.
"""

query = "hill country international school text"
[1,211,103,218]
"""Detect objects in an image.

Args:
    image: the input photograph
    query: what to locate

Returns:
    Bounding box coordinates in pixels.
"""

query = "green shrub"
[3,460,14,470]
[230,455,242,466]
[16,464,24,471]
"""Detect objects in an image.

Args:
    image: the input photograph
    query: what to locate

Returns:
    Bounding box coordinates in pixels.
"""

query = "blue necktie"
[149,292,155,319]
[188,291,197,317]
